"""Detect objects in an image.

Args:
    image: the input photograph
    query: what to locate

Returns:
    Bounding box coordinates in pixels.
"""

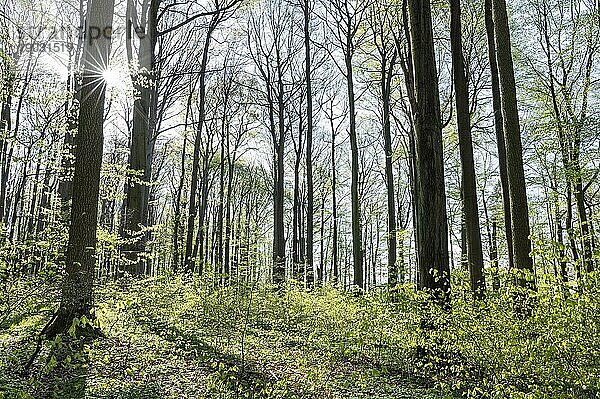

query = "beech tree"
[407,0,451,304]
[44,0,115,337]
[492,0,536,294]
[450,0,485,297]
[321,0,371,289]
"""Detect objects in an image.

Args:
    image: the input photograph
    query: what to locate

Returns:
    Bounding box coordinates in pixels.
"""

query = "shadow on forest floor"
[127,309,294,398]
[1,281,443,399]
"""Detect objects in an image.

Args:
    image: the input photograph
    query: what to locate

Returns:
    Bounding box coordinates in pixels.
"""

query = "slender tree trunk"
[554,190,568,283]
[26,157,42,239]
[184,21,216,273]
[36,166,51,234]
[572,148,593,273]
[292,121,302,268]
[224,159,234,280]
[381,55,398,289]
[304,0,314,288]
[0,96,12,232]
[330,112,339,282]
[172,87,193,272]
[482,193,499,290]
[567,185,580,279]
[460,199,468,271]
[272,48,286,285]
[194,163,211,275]
[345,54,363,290]
[217,134,225,276]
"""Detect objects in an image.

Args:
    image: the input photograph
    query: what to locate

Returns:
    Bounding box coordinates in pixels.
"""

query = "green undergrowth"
[1,272,600,398]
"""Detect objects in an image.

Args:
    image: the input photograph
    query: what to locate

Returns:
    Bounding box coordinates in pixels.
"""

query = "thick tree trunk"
[122,0,159,275]
[45,0,114,337]
[407,0,451,305]
[484,0,514,272]
[492,0,536,295]
[451,0,485,298]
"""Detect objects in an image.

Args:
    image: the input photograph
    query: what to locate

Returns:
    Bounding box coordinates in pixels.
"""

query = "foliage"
[2,271,600,398]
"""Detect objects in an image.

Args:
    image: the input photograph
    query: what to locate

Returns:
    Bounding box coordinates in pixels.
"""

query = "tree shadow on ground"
[130,311,296,398]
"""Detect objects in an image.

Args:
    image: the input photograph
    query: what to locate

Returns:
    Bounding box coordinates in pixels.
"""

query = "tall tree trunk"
[184,20,217,273]
[0,95,12,233]
[216,134,225,277]
[224,158,234,280]
[330,108,339,282]
[399,0,420,284]
[304,0,315,288]
[382,54,398,289]
[407,0,451,305]
[484,0,514,271]
[451,0,485,298]
[346,55,363,290]
[272,47,286,285]
[122,0,159,275]
[172,87,193,272]
[292,117,302,269]
[44,0,115,337]
[194,161,211,275]
[492,0,536,296]
[539,3,588,278]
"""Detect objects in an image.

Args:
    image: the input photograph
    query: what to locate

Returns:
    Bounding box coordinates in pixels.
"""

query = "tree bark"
[331,113,339,282]
[272,44,286,286]
[346,54,363,290]
[184,19,217,273]
[46,0,115,336]
[492,0,536,296]
[407,0,451,305]
[303,0,315,288]
[484,0,514,272]
[451,0,485,298]
[122,0,159,275]
[381,47,398,290]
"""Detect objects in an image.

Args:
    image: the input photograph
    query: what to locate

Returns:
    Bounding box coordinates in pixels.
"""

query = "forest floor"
[0,276,445,399]
[2,274,599,399]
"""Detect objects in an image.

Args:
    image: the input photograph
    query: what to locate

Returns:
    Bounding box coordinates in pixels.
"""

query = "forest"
[1,0,599,397]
